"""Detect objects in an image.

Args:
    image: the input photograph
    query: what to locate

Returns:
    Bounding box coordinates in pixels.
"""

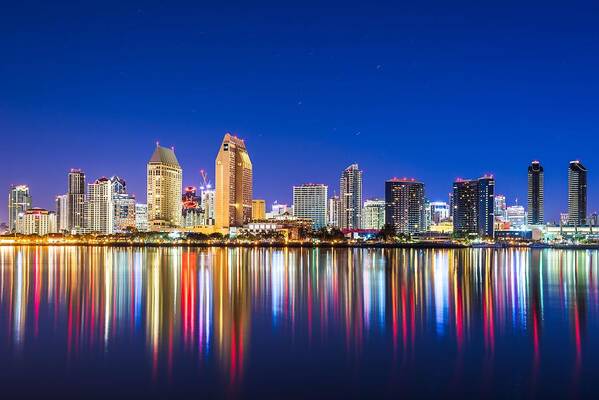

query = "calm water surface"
[0,246,598,398]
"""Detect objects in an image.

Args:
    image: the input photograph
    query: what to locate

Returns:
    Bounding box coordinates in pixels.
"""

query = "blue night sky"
[1,1,599,223]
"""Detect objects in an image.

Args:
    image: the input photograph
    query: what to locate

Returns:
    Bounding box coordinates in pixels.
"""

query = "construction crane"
[199,169,212,191]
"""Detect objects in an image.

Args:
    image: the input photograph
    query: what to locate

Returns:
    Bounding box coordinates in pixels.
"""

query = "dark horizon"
[2,1,599,222]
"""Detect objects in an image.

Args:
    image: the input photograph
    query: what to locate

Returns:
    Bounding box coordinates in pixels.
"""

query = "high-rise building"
[506,205,527,229]
[293,184,328,229]
[385,178,425,234]
[147,145,183,230]
[568,160,587,227]
[527,161,544,225]
[86,177,114,234]
[135,203,149,232]
[15,208,57,235]
[111,176,136,233]
[327,195,340,227]
[428,201,450,224]
[215,133,253,228]
[201,188,216,225]
[55,194,69,232]
[453,176,495,237]
[252,199,266,221]
[8,184,31,232]
[362,199,385,230]
[494,194,507,222]
[67,169,86,233]
[339,164,363,229]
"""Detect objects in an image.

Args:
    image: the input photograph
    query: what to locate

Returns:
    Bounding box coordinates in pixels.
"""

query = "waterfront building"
[328,195,340,227]
[494,194,507,222]
[215,133,253,228]
[339,164,363,229]
[86,177,114,234]
[385,178,425,234]
[527,161,544,225]
[293,184,328,229]
[362,199,385,230]
[15,208,57,235]
[67,169,86,233]
[8,184,31,232]
[568,160,587,227]
[55,194,68,232]
[147,145,183,230]
[135,203,149,232]
[252,199,266,220]
[453,175,495,237]
[506,204,527,229]
[111,176,136,233]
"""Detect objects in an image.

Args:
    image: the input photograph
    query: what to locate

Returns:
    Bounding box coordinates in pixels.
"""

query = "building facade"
[87,177,114,234]
[293,184,328,229]
[15,208,57,235]
[147,145,183,230]
[339,164,363,229]
[252,199,266,221]
[111,176,136,233]
[135,203,149,232]
[55,194,69,232]
[215,133,253,228]
[527,161,544,225]
[327,196,340,227]
[385,178,425,234]
[8,184,32,232]
[568,160,587,227]
[362,199,386,230]
[67,169,86,233]
[453,176,495,237]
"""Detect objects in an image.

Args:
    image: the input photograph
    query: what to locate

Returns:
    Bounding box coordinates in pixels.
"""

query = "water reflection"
[0,247,597,396]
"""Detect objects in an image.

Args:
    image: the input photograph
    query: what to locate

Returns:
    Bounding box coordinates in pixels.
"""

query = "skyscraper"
[86,177,114,234]
[339,164,363,229]
[327,195,340,227]
[55,194,68,232]
[67,169,86,233]
[147,145,183,230]
[8,184,31,232]
[568,160,587,227]
[215,133,253,228]
[494,194,507,222]
[385,178,425,234]
[527,161,544,225]
[135,203,149,232]
[293,184,328,229]
[453,175,495,237]
[111,176,136,233]
[362,199,386,230]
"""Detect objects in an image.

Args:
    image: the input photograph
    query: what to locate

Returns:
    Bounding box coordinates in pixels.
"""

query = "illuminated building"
[506,204,526,229]
[215,133,253,228]
[339,164,363,229]
[293,184,328,229]
[86,177,114,234]
[385,178,425,234]
[111,176,136,232]
[67,169,86,233]
[182,186,203,227]
[252,199,266,220]
[15,208,57,235]
[55,194,68,232]
[147,145,183,230]
[428,201,450,224]
[568,160,587,226]
[494,194,507,221]
[527,161,544,225]
[8,184,31,232]
[135,203,149,232]
[362,199,385,230]
[453,176,495,237]
[201,188,215,225]
[328,195,340,227]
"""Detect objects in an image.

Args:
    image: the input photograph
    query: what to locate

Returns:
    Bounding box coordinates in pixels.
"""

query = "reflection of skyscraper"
[67,169,86,233]
[527,161,544,225]
[215,133,253,228]
[147,145,183,230]
[385,178,425,234]
[339,164,363,229]
[453,176,495,237]
[568,160,587,227]
[8,184,31,232]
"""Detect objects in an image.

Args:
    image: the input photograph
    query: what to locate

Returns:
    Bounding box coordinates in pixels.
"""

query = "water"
[0,246,597,398]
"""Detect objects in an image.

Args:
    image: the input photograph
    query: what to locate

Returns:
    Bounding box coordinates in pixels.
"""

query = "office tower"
[67,169,86,232]
[215,133,253,228]
[252,199,266,220]
[448,192,454,219]
[201,188,216,225]
[86,177,114,234]
[15,208,57,235]
[328,195,340,227]
[428,201,450,224]
[385,178,425,234]
[494,194,507,221]
[568,160,587,227]
[453,175,495,237]
[506,205,526,229]
[293,184,328,229]
[147,145,183,230]
[135,204,149,232]
[8,184,31,232]
[339,164,363,229]
[55,194,68,232]
[527,161,544,225]
[111,176,136,233]
[362,199,385,230]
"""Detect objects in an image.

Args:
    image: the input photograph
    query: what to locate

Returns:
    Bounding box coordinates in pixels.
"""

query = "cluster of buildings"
[3,133,596,242]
